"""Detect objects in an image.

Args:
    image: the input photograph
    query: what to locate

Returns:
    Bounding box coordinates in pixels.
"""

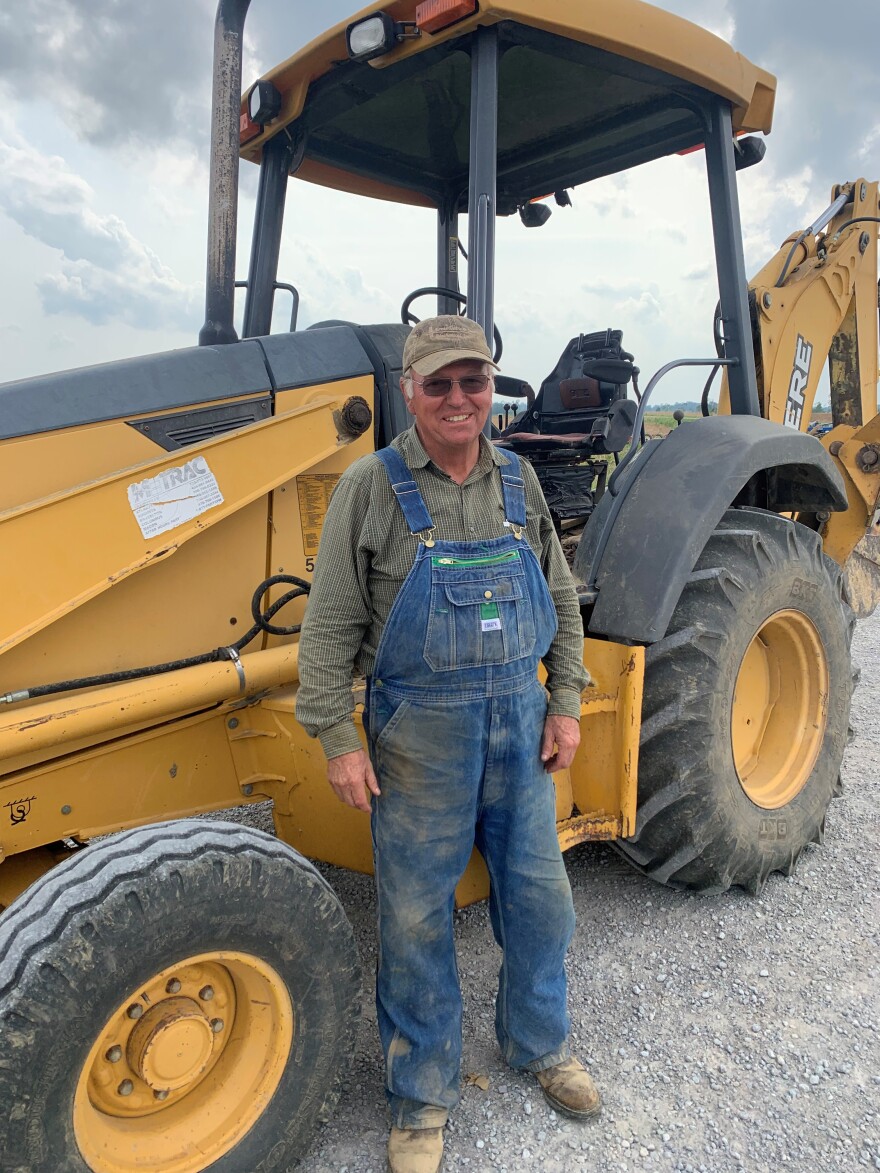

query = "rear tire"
[0,819,361,1172]
[617,509,854,894]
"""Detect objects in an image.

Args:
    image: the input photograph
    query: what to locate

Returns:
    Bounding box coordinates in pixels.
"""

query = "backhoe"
[0,0,877,1167]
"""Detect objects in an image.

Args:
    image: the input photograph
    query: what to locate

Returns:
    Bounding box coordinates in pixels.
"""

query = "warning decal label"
[127,456,224,540]
[296,474,340,555]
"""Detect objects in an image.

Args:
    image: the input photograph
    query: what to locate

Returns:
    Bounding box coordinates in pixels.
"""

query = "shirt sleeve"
[295,462,375,759]
[521,462,591,717]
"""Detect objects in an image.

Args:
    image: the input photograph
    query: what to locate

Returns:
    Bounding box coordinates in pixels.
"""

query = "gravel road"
[233,613,880,1172]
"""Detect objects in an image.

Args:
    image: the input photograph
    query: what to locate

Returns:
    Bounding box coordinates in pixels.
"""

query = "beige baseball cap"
[403,314,499,377]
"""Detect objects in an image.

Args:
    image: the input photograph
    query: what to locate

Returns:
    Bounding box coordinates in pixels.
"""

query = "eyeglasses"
[414,374,491,398]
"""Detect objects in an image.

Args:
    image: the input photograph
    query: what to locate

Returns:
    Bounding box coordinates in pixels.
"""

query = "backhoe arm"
[746,179,878,430]
[721,179,880,613]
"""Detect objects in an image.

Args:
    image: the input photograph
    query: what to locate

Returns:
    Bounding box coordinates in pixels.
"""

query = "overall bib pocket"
[423,559,536,670]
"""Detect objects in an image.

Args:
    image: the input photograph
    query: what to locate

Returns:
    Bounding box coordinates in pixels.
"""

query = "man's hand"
[540,715,580,773]
[327,749,381,812]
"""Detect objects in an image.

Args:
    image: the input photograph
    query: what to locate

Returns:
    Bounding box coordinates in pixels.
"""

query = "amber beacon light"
[416,0,478,35]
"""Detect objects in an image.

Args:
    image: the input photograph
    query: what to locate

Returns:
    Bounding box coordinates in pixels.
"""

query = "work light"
[346,13,398,61]
[247,80,282,125]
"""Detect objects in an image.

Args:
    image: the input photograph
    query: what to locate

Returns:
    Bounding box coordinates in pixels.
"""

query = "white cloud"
[857,124,880,164]
[0,139,199,329]
[0,0,214,149]
[582,279,648,300]
[616,291,663,323]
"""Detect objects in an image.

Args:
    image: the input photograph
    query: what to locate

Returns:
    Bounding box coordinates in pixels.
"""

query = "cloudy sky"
[0,0,877,403]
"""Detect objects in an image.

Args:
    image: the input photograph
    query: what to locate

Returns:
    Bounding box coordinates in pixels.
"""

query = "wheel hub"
[732,608,829,809]
[74,951,294,1173]
[127,997,215,1090]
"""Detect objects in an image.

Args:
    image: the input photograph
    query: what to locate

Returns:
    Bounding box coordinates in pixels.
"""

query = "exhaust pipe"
[199,0,252,346]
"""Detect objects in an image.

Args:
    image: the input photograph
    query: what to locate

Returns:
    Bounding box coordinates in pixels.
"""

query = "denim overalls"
[368,446,576,1130]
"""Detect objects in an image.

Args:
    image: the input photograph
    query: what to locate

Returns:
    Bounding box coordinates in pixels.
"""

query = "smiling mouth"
[444,413,471,422]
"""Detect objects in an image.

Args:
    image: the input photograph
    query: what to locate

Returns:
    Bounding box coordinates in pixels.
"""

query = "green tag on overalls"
[481,602,501,632]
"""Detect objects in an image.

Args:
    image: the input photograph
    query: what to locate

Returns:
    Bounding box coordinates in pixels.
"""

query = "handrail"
[234,280,300,332]
[608,357,737,495]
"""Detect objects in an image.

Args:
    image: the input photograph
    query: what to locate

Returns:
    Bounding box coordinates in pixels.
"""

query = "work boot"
[535,1056,602,1120]
[387,1126,444,1173]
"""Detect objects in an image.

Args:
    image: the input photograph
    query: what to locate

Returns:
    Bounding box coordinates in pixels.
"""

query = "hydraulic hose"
[0,575,310,707]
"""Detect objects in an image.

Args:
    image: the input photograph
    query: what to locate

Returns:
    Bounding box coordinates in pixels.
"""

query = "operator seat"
[498,328,636,457]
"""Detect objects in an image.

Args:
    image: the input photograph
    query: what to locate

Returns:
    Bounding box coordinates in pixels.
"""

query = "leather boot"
[535,1056,602,1119]
[387,1126,444,1173]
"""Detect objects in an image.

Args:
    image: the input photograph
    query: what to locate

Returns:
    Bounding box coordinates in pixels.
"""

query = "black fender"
[573,415,847,643]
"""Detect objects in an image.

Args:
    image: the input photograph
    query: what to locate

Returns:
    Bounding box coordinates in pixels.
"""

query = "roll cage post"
[466,25,499,359]
[200,0,251,347]
[242,132,302,339]
[436,198,462,314]
[704,100,761,416]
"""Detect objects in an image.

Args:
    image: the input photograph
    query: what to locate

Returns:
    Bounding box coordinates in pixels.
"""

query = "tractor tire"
[617,508,854,895]
[0,819,361,1173]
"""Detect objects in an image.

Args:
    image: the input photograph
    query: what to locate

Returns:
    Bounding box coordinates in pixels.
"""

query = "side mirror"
[519,201,552,228]
[734,136,766,171]
[581,358,634,385]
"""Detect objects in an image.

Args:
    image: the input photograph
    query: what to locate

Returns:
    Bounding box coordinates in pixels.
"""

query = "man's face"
[403,358,493,454]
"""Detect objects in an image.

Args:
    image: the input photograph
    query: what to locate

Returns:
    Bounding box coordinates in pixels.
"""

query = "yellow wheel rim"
[731,609,829,809]
[74,951,293,1173]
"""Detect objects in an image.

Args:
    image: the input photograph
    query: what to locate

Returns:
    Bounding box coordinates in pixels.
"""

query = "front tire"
[617,509,854,894]
[0,819,361,1172]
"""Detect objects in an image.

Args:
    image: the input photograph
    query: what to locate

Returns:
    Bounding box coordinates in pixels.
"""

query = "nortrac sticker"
[127,456,224,540]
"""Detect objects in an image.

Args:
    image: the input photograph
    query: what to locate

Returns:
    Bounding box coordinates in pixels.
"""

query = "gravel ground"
[228,613,880,1172]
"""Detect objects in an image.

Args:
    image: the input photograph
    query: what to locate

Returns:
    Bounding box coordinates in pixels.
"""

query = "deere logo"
[783,335,813,430]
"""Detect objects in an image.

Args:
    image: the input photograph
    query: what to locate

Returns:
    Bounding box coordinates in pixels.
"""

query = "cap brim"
[410,348,500,377]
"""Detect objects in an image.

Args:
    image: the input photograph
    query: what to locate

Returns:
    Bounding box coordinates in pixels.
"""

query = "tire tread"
[616,510,854,893]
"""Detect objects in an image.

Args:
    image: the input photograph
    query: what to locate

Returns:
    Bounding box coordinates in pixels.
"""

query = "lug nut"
[105,1045,123,1064]
[199,986,215,1002]
[154,1089,170,1102]
[118,1080,134,1097]
[166,979,182,994]
[127,1004,144,1020]
[210,1018,225,1034]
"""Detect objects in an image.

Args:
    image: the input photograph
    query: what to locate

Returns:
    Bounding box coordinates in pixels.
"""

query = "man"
[296,315,599,1173]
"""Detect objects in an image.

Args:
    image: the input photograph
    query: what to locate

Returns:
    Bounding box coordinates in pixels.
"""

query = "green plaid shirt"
[296,427,590,758]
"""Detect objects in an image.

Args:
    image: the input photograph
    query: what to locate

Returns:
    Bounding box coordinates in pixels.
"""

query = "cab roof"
[240,0,776,211]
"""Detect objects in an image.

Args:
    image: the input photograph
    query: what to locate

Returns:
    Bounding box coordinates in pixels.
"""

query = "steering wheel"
[400,286,503,365]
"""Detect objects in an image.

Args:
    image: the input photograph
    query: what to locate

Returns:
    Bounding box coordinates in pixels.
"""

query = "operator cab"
[220,0,775,528]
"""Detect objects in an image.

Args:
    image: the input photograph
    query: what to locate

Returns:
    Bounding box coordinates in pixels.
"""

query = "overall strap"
[375,447,435,535]
[498,450,527,530]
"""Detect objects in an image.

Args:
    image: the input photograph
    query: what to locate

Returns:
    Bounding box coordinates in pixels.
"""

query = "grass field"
[643,411,701,436]
[645,411,698,429]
